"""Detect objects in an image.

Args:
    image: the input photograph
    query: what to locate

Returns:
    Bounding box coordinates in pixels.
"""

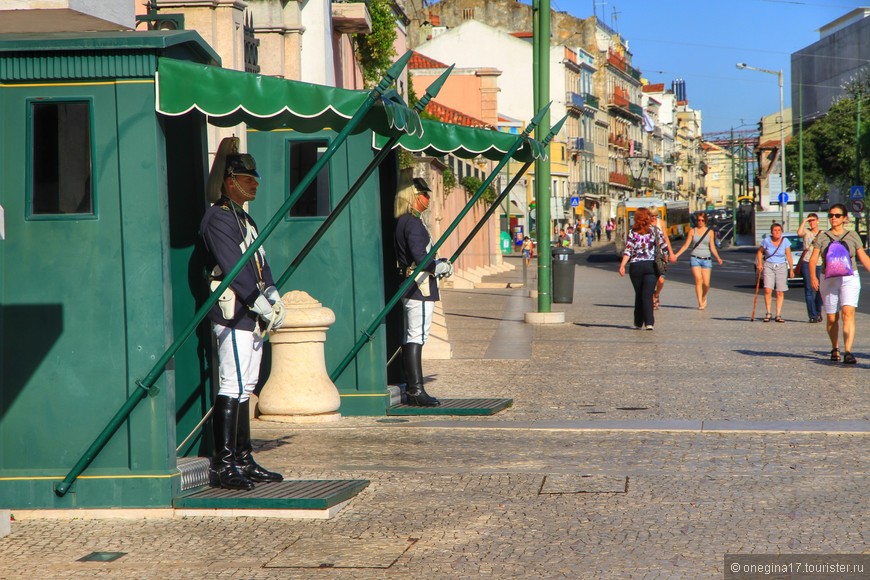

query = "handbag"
[653,227,668,276]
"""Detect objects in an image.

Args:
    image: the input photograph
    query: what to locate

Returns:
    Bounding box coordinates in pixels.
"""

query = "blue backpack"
[823,232,854,278]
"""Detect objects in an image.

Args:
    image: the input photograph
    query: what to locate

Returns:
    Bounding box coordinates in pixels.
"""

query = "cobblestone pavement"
[1,249,867,579]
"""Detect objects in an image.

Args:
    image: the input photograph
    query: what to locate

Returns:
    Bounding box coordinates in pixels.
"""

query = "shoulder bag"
[653,227,668,276]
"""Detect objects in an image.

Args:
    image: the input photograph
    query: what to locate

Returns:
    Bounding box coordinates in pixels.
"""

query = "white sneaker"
[645,325,654,330]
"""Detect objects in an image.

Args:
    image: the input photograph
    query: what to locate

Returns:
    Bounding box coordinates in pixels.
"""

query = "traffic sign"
[852,199,865,213]
[570,196,580,207]
[850,185,865,201]
[777,191,789,205]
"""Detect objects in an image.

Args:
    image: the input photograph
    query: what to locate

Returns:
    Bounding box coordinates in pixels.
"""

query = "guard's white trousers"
[212,323,264,402]
[402,298,435,345]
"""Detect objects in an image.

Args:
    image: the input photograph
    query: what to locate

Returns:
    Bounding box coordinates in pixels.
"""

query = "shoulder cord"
[223,198,264,287]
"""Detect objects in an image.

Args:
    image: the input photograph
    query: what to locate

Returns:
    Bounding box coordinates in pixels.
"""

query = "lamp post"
[736,62,787,228]
[626,152,650,199]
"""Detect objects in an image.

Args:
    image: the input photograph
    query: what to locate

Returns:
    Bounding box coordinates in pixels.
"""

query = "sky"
[536,0,863,135]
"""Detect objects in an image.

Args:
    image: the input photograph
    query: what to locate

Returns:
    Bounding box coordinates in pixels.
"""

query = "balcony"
[582,93,599,110]
[581,181,600,194]
[610,93,630,109]
[608,134,629,149]
[566,91,584,113]
[629,103,643,117]
[609,171,631,186]
[332,0,372,34]
[568,137,594,154]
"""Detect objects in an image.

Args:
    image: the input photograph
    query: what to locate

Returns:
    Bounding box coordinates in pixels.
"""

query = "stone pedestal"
[258,291,341,423]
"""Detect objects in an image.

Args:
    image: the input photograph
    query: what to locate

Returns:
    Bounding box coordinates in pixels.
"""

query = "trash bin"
[551,247,575,304]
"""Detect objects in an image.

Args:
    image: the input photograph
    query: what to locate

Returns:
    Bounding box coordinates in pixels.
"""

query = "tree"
[354,0,397,88]
[786,73,870,199]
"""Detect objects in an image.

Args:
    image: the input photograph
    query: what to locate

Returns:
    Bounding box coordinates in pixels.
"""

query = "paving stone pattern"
[0,249,867,579]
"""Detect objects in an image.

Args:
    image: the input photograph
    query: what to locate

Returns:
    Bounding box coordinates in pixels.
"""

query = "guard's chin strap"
[230,175,257,200]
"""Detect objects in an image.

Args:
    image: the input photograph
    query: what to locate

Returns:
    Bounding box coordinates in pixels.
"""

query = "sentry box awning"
[156,57,423,137]
[373,118,548,163]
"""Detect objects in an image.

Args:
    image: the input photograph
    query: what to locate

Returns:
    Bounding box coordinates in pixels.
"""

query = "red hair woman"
[618,207,669,330]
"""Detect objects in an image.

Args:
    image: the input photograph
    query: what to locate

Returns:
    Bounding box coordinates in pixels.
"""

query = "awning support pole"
[329,103,551,383]
[449,116,567,263]
[54,51,413,497]
[275,65,454,290]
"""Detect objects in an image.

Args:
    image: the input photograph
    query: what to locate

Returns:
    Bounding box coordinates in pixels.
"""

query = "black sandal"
[843,352,857,364]
[775,316,785,323]
[830,349,840,362]
[763,313,771,322]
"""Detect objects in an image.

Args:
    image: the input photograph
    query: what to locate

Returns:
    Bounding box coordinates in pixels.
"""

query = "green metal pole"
[276,65,453,290]
[730,128,736,237]
[451,116,568,262]
[329,105,551,382]
[534,0,552,313]
[798,72,804,223]
[531,0,540,252]
[54,51,414,497]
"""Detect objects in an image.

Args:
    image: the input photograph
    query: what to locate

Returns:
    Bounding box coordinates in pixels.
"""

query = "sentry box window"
[30,101,93,216]
[288,139,331,218]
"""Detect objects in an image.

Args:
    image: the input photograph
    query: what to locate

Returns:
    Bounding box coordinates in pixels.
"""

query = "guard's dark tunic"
[201,197,275,331]
[395,212,439,301]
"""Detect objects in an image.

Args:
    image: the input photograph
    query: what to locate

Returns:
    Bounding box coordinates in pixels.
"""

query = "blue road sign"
[570,196,580,207]
[850,185,865,201]
[777,191,789,205]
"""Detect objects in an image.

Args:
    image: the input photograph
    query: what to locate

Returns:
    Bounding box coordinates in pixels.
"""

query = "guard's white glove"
[263,285,286,329]
[434,259,453,279]
[251,294,276,332]
[264,285,281,304]
[271,300,286,330]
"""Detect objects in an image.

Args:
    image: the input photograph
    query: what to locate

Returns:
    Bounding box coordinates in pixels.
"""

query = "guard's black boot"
[209,395,255,491]
[403,342,440,407]
[235,400,283,483]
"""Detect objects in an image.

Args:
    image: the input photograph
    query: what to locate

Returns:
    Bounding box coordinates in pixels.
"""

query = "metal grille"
[174,479,369,510]
[177,457,210,491]
[388,398,512,416]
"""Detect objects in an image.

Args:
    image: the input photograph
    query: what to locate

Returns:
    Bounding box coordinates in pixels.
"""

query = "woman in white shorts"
[808,203,870,364]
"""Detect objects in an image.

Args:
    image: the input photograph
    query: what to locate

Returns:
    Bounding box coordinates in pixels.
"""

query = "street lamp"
[736,62,787,228]
[626,153,650,199]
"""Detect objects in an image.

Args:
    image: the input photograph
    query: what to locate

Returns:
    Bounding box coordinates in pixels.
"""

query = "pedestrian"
[585,221,594,247]
[595,219,602,242]
[605,218,614,242]
[558,228,571,247]
[618,206,668,330]
[673,211,723,310]
[797,213,824,323]
[200,145,286,491]
[807,204,870,364]
[522,235,533,266]
[756,222,794,323]
[649,211,677,311]
[395,177,453,405]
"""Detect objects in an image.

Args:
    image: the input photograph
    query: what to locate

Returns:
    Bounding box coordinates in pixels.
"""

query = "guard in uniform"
[394,177,453,406]
[201,146,286,490]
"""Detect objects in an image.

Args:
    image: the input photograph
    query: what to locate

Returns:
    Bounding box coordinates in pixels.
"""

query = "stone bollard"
[257,291,341,423]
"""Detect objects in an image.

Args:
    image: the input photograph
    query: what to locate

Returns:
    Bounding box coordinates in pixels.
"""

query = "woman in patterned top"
[618,207,669,330]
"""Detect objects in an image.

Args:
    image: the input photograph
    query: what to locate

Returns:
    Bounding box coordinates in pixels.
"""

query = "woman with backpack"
[808,203,870,364]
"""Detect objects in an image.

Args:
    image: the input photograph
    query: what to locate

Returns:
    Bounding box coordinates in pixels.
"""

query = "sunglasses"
[828,213,845,218]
